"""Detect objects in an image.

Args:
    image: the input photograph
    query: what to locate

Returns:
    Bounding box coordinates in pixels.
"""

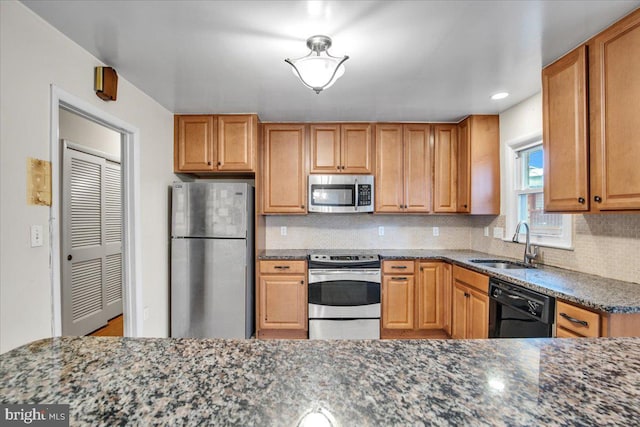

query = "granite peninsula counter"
[258,249,640,314]
[2,336,640,426]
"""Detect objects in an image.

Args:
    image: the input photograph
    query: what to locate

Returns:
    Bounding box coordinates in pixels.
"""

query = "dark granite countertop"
[257,249,640,313]
[2,336,640,426]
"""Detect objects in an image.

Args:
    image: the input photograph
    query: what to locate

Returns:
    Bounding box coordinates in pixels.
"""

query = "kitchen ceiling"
[22,0,640,122]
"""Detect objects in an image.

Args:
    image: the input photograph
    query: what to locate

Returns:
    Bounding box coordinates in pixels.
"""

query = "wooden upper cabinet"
[542,46,589,212]
[174,114,257,173]
[404,124,431,212]
[174,115,215,172]
[262,124,307,214]
[589,9,640,211]
[375,124,405,213]
[457,116,500,214]
[341,124,373,173]
[310,123,372,174]
[217,115,256,171]
[433,124,457,212]
[375,124,430,213]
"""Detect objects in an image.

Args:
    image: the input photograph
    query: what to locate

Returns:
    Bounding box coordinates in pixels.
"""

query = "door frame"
[50,85,143,337]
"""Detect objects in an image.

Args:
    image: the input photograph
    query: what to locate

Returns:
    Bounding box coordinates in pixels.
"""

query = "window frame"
[505,134,573,250]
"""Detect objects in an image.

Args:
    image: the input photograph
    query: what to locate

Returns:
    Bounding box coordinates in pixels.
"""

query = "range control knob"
[493,288,502,298]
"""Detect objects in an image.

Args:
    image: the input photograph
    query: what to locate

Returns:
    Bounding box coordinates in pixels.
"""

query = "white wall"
[59,108,121,160]
[0,1,174,353]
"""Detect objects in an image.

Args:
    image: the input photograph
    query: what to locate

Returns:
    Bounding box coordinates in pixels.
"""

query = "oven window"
[311,185,354,206]
[309,281,380,306]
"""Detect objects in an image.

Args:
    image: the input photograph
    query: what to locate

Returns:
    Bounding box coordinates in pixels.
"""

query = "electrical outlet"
[280,226,287,236]
[493,227,504,239]
[30,225,43,247]
[484,227,489,237]
[143,307,150,321]
[432,227,440,236]
[378,226,384,236]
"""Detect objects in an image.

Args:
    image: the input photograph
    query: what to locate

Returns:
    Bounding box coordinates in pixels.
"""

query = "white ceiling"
[22,0,640,122]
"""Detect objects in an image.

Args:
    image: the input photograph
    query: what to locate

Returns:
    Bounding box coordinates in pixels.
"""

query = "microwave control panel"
[358,185,372,206]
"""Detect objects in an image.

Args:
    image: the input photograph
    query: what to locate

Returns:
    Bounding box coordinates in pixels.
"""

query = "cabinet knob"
[336,166,340,170]
[464,292,470,298]
[463,204,468,208]
[594,196,602,203]
[67,254,72,261]
[341,166,345,170]
[207,161,212,166]
[301,205,305,209]
[300,280,304,285]
[217,161,221,166]
[578,197,585,204]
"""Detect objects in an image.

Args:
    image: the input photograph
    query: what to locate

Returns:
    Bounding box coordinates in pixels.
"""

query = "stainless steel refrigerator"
[171,182,254,339]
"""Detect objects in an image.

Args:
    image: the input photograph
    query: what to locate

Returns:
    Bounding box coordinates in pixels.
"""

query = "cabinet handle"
[391,265,407,269]
[274,265,290,270]
[391,277,408,281]
[207,161,212,166]
[578,197,585,204]
[336,166,340,170]
[559,312,589,327]
[594,196,602,203]
[464,292,470,298]
[341,166,345,170]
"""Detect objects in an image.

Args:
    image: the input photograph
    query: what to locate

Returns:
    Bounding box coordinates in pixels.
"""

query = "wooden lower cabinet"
[381,260,449,339]
[451,266,489,339]
[555,299,640,338]
[256,260,307,339]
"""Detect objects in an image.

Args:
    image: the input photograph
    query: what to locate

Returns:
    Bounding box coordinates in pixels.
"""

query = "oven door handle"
[309,270,380,275]
[355,178,359,211]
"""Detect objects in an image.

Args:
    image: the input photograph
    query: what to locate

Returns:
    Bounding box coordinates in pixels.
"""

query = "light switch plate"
[484,227,489,237]
[30,225,43,247]
[378,226,384,236]
[280,226,287,236]
[493,227,504,239]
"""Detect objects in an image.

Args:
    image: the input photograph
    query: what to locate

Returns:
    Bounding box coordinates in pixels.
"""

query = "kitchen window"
[508,142,573,249]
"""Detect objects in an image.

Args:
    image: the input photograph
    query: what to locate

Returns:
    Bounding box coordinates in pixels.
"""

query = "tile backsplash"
[265,215,473,250]
[265,213,640,284]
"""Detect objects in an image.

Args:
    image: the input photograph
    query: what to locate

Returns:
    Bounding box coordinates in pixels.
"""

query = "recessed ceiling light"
[491,92,509,100]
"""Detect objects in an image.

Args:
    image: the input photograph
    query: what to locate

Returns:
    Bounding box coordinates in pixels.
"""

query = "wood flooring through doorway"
[89,315,123,337]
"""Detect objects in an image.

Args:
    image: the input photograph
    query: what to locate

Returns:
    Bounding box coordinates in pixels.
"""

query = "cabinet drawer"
[259,260,306,274]
[383,260,415,274]
[556,301,601,338]
[452,265,489,294]
[556,326,583,338]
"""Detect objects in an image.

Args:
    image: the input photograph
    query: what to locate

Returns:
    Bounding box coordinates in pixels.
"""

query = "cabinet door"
[467,287,489,339]
[433,124,457,212]
[442,263,453,336]
[262,124,307,214]
[310,124,341,173]
[456,118,471,213]
[404,124,431,212]
[542,46,589,212]
[217,115,255,171]
[342,124,373,174]
[589,10,640,211]
[174,115,215,172]
[451,281,468,339]
[417,262,443,330]
[258,274,307,330]
[375,124,405,213]
[382,274,414,329]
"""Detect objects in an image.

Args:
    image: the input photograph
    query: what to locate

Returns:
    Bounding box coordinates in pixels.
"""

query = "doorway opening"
[50,85,142,338]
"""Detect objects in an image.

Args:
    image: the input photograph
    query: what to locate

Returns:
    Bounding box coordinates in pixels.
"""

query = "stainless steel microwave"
[308,175,374,213]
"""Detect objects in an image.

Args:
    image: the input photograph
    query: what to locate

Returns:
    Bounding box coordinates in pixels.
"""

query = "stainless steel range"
[308,254,381,339]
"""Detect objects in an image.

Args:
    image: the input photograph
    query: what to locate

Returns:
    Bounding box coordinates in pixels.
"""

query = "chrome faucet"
[512,221,538,266]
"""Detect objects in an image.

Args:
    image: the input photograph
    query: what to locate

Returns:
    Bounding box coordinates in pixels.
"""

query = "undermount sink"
[469,259,534,269]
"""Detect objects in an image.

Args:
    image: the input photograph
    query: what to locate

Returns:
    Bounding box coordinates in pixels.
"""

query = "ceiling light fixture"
[491,92,509,100]
[285,35,349,94]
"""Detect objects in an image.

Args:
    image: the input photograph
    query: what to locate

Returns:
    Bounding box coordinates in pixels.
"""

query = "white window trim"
[504,132,574,250]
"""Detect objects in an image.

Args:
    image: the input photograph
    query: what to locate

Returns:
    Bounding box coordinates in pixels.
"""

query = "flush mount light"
[285,35,349,94]
[491,92,509,100]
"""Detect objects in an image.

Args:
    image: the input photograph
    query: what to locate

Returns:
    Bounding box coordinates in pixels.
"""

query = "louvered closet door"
[62,145,122,336]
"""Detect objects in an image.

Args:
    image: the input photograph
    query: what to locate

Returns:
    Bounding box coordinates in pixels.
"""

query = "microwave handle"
[355,178,359,211]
